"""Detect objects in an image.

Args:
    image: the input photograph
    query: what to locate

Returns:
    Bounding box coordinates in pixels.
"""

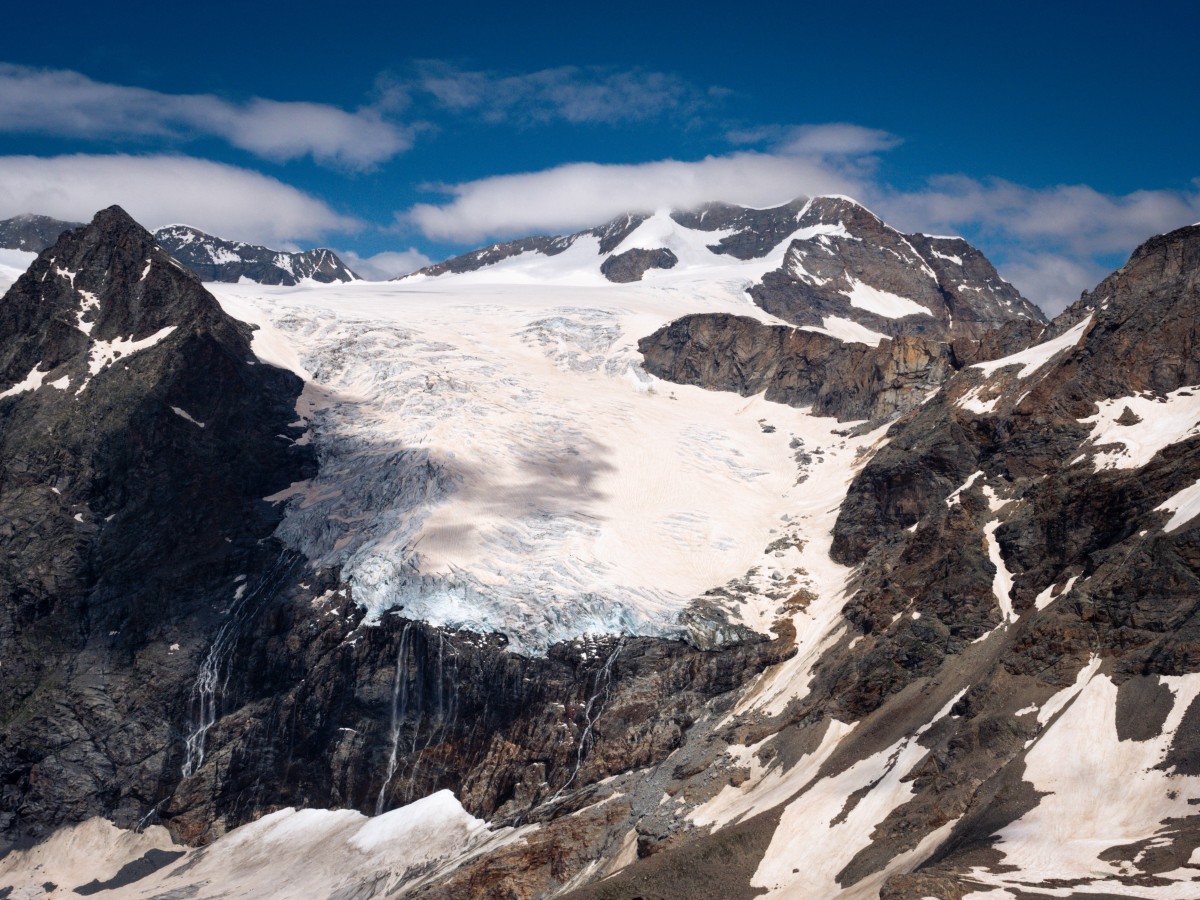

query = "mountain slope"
[0,207,314,842]
[2,208,1196,899]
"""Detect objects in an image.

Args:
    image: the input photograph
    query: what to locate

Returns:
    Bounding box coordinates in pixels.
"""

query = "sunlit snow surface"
[0,790,518,900]
[211,267,872,654]
[962,665,1200,899]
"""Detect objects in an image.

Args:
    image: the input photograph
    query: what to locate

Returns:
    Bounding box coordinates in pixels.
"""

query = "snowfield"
[210,258,878,654]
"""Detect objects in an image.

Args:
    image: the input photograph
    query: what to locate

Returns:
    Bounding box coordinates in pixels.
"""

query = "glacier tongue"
[213,278,869,654]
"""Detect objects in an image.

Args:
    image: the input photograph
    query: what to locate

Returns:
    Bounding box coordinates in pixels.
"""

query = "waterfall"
[404,631,460,802]
[181,551,294,778]
[545,637,625,807]
[375,625,464,813]
[375,622,413,814]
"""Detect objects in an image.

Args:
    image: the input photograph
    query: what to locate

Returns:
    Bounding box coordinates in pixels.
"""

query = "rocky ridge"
[152,224,359,285]
[0,214,360,286]
[399,199,810,283]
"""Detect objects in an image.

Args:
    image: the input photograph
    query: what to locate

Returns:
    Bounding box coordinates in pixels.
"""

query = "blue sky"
[0,0,1196,311]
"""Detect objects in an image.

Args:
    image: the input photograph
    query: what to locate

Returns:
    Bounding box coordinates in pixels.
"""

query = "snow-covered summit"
[399,196,1046,340]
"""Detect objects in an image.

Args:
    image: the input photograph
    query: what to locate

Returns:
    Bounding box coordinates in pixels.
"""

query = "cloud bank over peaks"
[879,176,1200,310]
[404,123,887,242]
[0,154,359,246]
[401,130,1200,314]
[0,64,412,169]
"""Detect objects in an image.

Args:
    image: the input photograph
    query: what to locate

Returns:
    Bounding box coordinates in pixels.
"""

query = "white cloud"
[0,154,358,246]
[407,62,717,125]
[881,176,1200,257]
[0,64,411,169]
[876,176,1200,312]
[993,252,1109,315]
[337,248,432,280]
[406,150,868,242]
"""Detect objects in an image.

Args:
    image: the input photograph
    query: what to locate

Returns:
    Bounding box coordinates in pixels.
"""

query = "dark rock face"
[600,247,678,283]
[669,198,810,259]
[0,214,83,252]
[153,225,359,285]
[639,313,954,421]
[162,599,792,843]
[0,207,314,845]
[811,225,1200,893]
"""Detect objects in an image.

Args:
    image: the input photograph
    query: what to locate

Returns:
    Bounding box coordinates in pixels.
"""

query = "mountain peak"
[0,207,222,398]
[91,204,140,229]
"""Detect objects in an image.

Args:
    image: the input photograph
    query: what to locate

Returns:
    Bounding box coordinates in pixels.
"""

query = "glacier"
[211,255,878,654]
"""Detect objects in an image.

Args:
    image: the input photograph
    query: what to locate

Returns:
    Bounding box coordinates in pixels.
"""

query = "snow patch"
[946,471,984,507]
[171,406,206,428]
[87,327,176,377]
[0,790,519,899]
[841,277,931,319]
[1033,574,1079,611]
[1156,478,1200,533]
[76,289,100,334]
[75,326,177,395]
[798,316,888,347]
[751,690,967,897]
[956,383,1001,415]
[966,666,1200,897]
[930,248,963,266]
[1,364,51,398]
[973,315,1091,379]
[1079,385,1200,471]
[982,519,1014,622]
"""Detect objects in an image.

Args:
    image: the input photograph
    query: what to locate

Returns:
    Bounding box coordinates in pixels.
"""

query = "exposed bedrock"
[638,312,954,421]
[163,585,794,843]
[599,246,678,282]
